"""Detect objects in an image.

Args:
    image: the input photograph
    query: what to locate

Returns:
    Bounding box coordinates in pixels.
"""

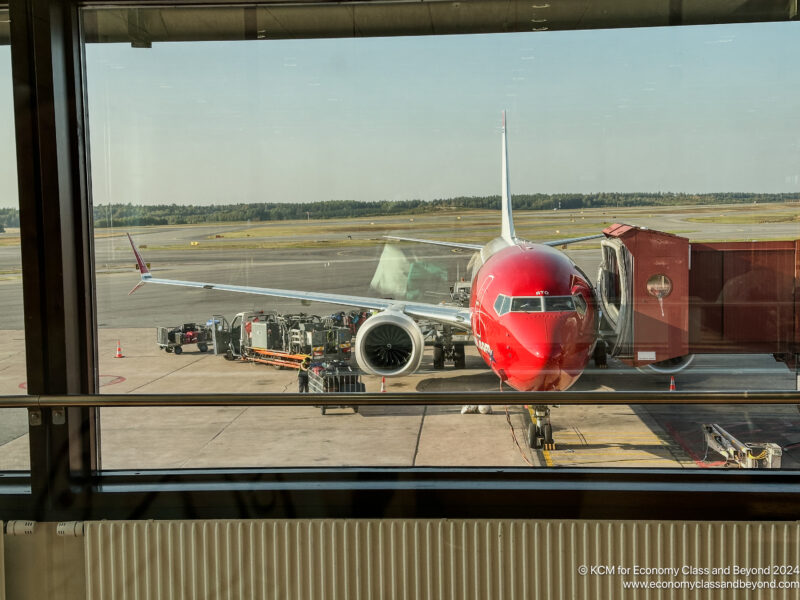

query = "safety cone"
[380,376,386,393]
[114,341,124,359]
[669,376,676,391]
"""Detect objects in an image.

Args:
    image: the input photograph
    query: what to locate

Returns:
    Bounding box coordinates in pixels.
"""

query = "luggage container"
[308,361,365,414]
[156,323,212,354]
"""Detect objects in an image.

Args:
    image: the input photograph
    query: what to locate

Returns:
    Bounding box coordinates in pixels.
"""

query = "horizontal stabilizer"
[384,236,482,251]
[542,233,605,247]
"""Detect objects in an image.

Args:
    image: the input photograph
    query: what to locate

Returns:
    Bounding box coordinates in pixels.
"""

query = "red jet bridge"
[597,224,800,379]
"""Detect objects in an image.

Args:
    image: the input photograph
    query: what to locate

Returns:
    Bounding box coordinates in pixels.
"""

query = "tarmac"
[0,327,797,471]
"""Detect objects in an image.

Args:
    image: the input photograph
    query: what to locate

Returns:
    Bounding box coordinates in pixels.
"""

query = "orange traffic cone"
[669,376,676,391]
[114,341,124,359]
[380,376,386,393]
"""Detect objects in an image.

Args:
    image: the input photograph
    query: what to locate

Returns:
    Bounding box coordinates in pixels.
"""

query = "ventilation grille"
[85,520,800,599]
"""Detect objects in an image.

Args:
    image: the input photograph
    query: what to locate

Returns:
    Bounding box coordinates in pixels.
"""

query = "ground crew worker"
[298,357,311,393]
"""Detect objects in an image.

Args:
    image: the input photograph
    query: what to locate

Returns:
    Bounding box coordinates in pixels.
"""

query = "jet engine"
[354,310,425,377]
[640,354,696,374]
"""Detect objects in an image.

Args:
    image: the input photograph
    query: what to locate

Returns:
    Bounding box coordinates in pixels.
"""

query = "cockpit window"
[573,294,588,316]
[494,294,513,315]
[510,297,543,312]
[494,294,506,315]
[504,295,577,313]
[543,296,576,312]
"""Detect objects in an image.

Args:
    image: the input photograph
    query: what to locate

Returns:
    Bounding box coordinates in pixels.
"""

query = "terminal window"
[82,10,800,471]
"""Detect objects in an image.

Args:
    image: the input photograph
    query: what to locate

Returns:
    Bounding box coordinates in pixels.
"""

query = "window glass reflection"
[84,14,800,469]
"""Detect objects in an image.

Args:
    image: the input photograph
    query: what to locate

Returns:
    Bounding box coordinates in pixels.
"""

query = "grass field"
[9,201,796,251]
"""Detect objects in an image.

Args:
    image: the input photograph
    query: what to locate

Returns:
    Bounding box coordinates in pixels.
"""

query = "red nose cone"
[505,343,576,391]
[469,242,597,392]
[494,314,589,391]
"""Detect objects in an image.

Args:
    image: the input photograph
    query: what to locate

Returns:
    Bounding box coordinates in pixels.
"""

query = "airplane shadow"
[416,372,513,393]
[351,405,427,418]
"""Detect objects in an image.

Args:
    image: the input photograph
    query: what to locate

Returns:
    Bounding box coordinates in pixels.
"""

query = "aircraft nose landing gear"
[526,405,555,451]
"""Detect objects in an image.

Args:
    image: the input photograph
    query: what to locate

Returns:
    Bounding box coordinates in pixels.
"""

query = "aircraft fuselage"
[470,242,597,391]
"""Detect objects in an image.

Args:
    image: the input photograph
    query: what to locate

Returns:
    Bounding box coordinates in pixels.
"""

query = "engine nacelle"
[639,354,696,374]
[354,310,425,377]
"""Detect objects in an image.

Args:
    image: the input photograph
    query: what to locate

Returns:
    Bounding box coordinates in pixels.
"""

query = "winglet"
[500,110,516,244]
[127,233,151,295]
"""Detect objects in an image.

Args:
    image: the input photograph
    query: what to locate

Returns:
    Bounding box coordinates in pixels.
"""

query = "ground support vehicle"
[325,310,373,335]
[701,424,782,468]
[156,323,212,355]
[289,318,353,363]
[212,311,307,368]
[449,280,472,307]
[308,361,365,414]
[212,311,354,369]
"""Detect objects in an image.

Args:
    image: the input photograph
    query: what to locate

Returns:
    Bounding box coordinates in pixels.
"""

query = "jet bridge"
[596,224,800,376]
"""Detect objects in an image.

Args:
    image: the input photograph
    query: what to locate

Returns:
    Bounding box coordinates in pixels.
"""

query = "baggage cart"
[308,361,365,415]
[156,323,212,354]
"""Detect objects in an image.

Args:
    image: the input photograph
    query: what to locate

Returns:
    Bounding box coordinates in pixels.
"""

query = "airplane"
[127,112,604,447]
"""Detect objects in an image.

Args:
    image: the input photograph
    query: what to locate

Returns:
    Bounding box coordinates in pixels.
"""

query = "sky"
[2,20,800,208]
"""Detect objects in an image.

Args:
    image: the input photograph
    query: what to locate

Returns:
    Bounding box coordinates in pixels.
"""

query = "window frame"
[4,0,800,522]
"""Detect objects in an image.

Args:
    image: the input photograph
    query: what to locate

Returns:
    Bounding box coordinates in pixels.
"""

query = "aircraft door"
[596,238,634,357]
[228,314,243,357]
[210,315,231,356]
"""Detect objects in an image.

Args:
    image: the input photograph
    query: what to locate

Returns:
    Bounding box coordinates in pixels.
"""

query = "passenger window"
[543,296,576,312]
[510,297,543,312]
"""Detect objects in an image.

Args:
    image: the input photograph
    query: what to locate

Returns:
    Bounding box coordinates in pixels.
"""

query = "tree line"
[86,193,800,227]
[1,193,798,230]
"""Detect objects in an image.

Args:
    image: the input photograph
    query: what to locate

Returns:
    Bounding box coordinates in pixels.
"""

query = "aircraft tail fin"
[127,233,151,295]
[500,110,516,244]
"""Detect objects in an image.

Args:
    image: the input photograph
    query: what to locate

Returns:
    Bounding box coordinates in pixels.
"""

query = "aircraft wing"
[127,235,471,330]
[384,236,482,251]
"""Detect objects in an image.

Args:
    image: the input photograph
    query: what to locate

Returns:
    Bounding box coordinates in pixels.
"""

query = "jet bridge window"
[543,296,576,312]
[510,297,544,312]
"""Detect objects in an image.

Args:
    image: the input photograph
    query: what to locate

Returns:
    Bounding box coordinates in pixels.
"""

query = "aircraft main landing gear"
[526,405,555,450]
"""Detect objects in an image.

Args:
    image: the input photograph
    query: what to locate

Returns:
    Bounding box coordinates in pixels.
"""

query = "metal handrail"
[0,390,797,408]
